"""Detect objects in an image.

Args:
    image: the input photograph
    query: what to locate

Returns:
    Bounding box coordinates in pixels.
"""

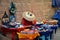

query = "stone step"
[0,34,11,40]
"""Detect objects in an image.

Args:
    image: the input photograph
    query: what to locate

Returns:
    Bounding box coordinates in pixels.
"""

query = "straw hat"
[22,11,36,21]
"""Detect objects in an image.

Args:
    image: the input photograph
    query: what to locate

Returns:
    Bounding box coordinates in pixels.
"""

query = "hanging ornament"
[9,1,16,15]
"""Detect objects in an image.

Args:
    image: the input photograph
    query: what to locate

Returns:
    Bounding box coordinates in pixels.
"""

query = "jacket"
[52,10,60,20]
[52,0,60,8]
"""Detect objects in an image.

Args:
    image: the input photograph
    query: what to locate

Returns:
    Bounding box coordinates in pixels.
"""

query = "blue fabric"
[39,31,51,37]
[51,26,58,29]
[57,20,60,27]
[52,12,59,20]
[52,10,60,27]
[52,0,57,7]
[39,35,45,40]
[35,24,43,27]
[47,35,50,40]
[50,25,58,33]
[52,10,60,20]
[52,0,60,8]
[2,22,9,26]
[52,10,59,20]
[9,15,16,22]
[56,0,60,7]
[39,31,51,40]
[57,10,60,20]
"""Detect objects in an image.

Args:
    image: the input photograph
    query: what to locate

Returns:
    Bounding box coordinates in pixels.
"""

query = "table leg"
[11,32,15,40]
[55,28,57,34]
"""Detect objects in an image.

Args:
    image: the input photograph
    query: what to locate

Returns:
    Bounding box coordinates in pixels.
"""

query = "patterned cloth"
[17,30,40,40]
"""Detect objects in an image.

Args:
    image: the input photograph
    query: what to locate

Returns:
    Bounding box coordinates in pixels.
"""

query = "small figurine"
[9,15,16,22]
[9,18,16,28]
[9,1,16,15]
[2,11,9,26]
[21,11,36,26]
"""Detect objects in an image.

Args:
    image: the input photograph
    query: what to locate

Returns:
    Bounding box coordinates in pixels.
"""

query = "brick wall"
[0,0,55,23]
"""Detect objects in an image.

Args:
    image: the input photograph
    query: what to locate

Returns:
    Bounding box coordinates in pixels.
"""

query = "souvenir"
[9,1,16,15]
[21,11,36,26]
[2,11,9,25]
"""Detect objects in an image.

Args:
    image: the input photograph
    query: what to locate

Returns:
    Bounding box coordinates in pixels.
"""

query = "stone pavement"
[52,28,60,40]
